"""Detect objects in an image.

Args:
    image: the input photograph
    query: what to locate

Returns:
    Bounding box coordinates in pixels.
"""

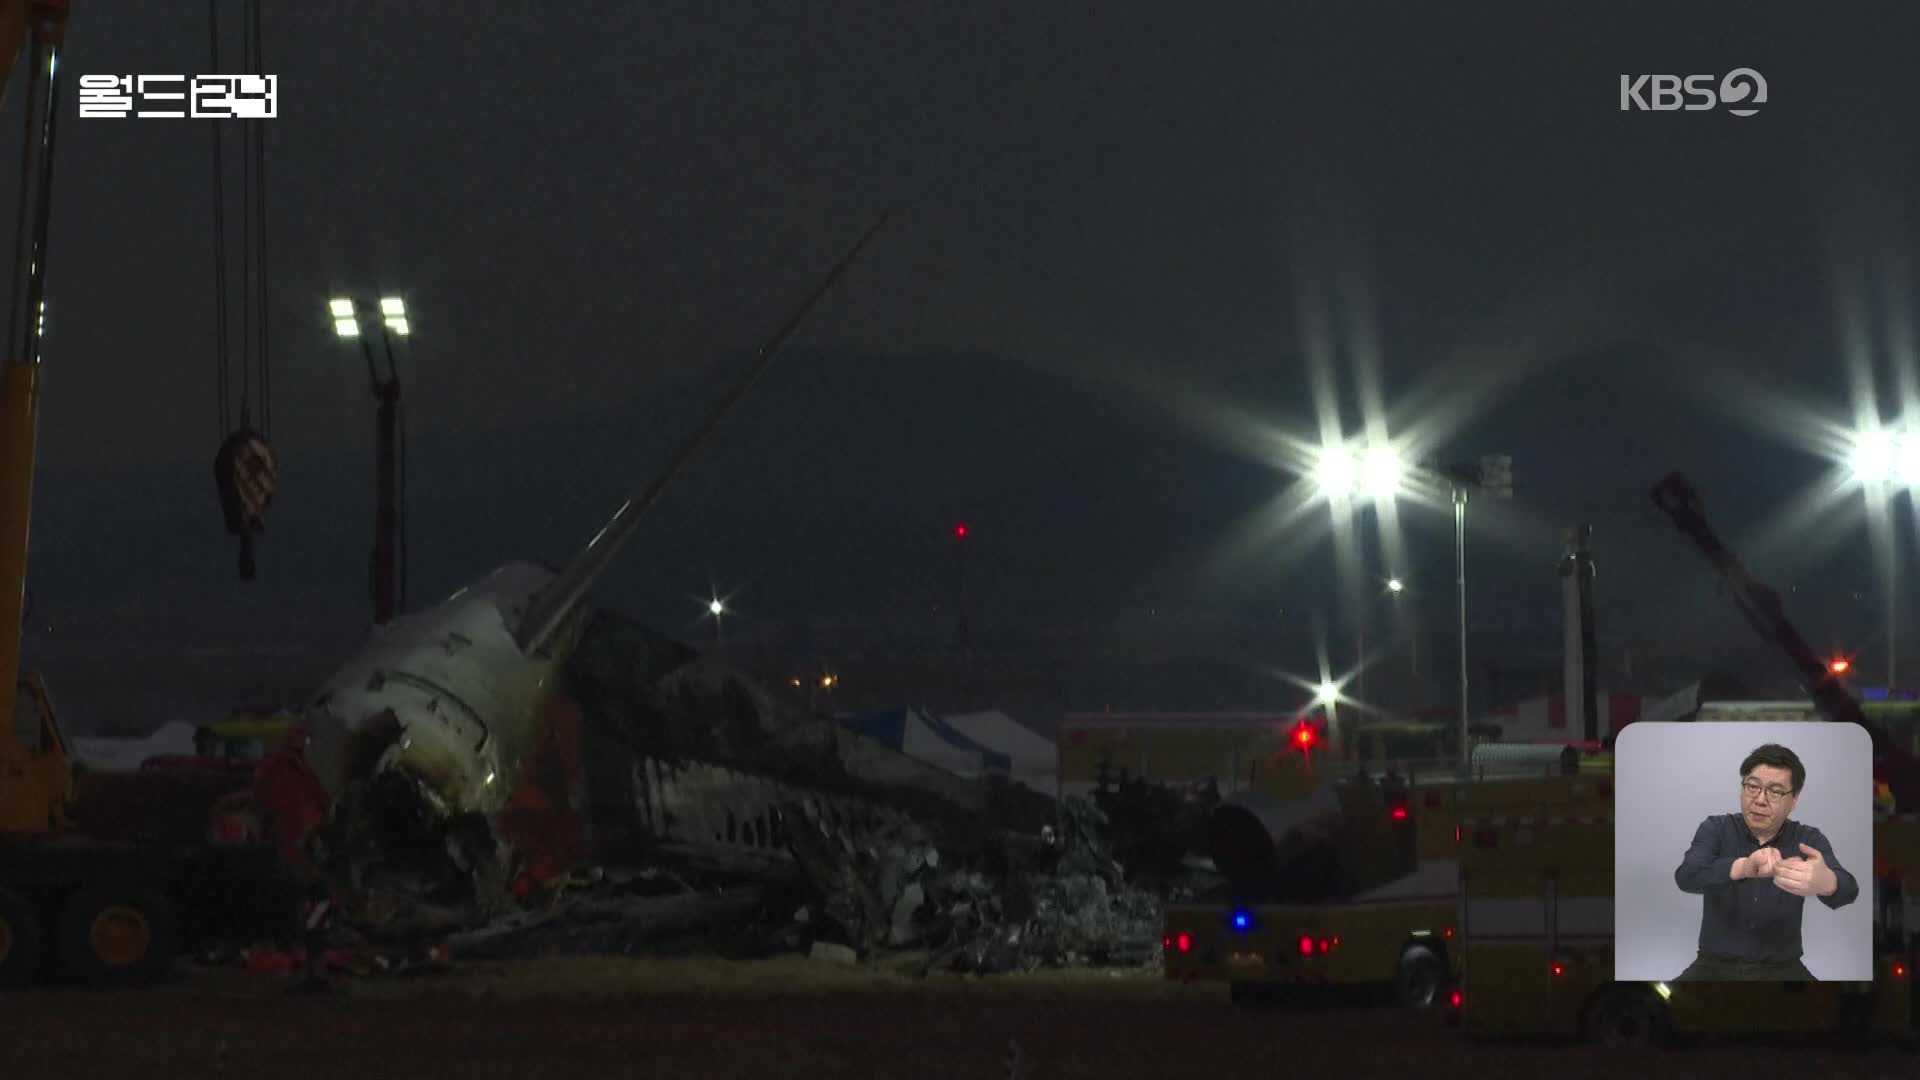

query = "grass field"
[2,958,1915,1079]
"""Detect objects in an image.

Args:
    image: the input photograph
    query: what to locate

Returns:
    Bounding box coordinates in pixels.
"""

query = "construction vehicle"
[1164,526,1616,1007]
[0,2,299,987]
[1161,718,1613,1007]
[1447,471,1920,1043]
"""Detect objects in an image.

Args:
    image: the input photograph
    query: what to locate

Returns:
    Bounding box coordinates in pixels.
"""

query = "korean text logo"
[78,75,276,119]
[1619,69,1766,117]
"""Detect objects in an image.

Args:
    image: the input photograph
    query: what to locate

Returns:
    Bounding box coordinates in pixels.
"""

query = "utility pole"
[1440,454,1512,771]
[1561,524,1599,743]
[1453,484,1469,769]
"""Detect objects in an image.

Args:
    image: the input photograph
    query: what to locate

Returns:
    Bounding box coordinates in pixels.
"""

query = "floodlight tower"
[330,295,410,625]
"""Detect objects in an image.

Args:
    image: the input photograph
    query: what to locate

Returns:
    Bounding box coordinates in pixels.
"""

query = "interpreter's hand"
[1774,843,1838,897]
[1745,846,1783,878]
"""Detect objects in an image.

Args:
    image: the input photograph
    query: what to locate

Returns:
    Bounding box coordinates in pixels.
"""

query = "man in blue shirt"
[1671,743,1860,980]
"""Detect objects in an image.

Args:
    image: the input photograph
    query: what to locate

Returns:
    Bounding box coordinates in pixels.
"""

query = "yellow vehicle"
[1447,471,1920,1042]
[0,2,297,988]
[1163,711,1614,1008]
[1451,808,1920,1044]
[193,709,296,763]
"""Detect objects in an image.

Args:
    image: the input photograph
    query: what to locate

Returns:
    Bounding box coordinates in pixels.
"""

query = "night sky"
[17,1,1920,730]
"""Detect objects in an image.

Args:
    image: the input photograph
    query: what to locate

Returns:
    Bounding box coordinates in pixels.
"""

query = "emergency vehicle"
[1452,803,1920,1043]
[1164,525,1618,1007]
[1447,472,1920,1043]
[1161,709,1613,1007]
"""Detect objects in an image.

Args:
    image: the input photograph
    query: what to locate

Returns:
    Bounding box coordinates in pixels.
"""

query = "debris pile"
[908,795,1171,973]
[441,794,1177,975]
[283,605,1221,976]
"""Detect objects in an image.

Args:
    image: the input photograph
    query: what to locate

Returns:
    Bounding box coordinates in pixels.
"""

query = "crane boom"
[1649,470,1920,810]
[0,0,68,759]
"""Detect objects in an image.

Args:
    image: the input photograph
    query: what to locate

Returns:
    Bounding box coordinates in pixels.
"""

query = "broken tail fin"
[514,212,891,656]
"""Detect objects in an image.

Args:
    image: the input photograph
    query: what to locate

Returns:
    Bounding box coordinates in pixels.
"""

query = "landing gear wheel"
[58,886,179,986]
[1395,943,1446,1010]
[1582,984,1668,1047]
[0,887,42,988]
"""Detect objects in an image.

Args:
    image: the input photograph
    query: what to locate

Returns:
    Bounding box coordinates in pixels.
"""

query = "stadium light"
[329,297,360,338]
[1313,443,1403,502]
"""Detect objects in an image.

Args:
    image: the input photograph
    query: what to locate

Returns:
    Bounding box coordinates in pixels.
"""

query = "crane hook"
[214,426,276,581]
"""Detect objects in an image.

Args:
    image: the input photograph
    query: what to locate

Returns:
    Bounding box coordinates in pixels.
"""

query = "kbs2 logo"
[1619,69,1767,117]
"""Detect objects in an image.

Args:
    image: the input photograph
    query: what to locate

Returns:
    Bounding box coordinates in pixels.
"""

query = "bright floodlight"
[1315,443,1401,501]
[1387,577,1405,593]
[332,317,359,338]
[708,599,724,616]
[1851,429,1898,486]
[386,316,411,337]
[1313,447,1357,498]
[1359,444,1403,498]
[1314,679,1339,704]
[380,296,406,317]
[329,298,355,319]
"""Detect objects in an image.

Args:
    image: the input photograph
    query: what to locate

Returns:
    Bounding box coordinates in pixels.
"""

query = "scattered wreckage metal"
[431,782,1190,977]
[216,214,1218,975]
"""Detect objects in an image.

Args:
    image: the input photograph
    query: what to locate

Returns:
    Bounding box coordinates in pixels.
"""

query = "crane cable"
[243,0,271,437]
[208,0,228,443]
[210,0,277,580]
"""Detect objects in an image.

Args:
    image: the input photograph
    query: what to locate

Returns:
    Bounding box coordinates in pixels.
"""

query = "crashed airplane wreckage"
[233,216,1157,967]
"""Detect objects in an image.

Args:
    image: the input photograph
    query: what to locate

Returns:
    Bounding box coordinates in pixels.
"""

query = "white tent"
[942,710,1058,798]
[68,720,199,771]
[841,706,1007,779]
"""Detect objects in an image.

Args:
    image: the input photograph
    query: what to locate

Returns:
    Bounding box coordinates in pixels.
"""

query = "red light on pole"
[954,523,968,539]
[1830,657,1852,675]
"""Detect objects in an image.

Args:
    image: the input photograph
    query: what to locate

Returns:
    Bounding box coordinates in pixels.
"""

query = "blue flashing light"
[1231,910,1252,932]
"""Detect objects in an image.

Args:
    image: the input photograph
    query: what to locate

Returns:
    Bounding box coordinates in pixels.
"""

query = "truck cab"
[1,672,70,834]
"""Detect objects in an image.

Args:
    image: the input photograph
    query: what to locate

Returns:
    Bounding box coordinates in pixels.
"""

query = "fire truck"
[1161,719,1612,1006]
[1163,527,1617,1007]
[1448,472,1920,1044]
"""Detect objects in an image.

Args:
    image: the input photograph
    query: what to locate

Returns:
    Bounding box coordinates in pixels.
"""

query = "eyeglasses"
[1742,779,1793,801]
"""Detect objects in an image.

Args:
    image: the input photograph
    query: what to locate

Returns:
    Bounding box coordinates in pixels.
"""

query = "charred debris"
[245,219,1226,975]
[311,609,1222,976]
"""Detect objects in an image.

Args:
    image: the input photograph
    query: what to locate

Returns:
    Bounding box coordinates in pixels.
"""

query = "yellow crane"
[0,1,297,988]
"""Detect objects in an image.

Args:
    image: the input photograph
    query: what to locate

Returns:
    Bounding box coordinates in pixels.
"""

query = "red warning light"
[1443,927,1454,939]
[1895,962,1908,978]
[1551,963,1564,977]
[954,523,969,539]
[1449,990,1462,1009]
[1298,936,1314,956]
[1390,806,1409,821]
[1176,933,1192,954]
[1292,723,1318,750]
[1830,657,1852,675]
[1318,939,1330,954]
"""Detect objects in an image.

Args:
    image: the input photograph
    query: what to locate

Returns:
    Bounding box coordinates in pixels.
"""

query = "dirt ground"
[2,958,1915,1079]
